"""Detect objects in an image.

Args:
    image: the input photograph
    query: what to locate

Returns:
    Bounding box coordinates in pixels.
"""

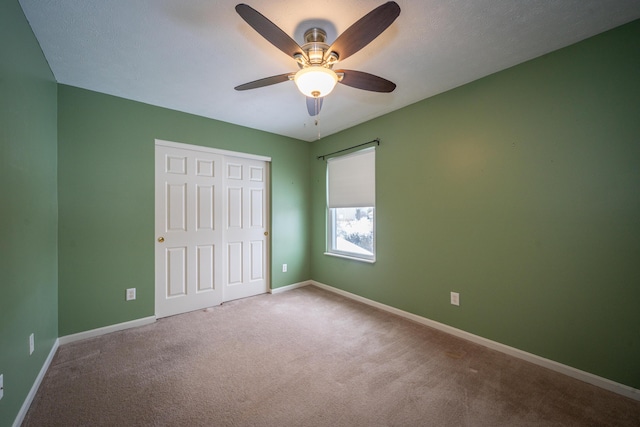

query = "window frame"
[325,206,376,263]
[324,147,376,263]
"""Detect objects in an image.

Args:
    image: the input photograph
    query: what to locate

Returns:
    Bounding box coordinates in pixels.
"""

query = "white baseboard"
[14,316,155,425]
[58,316,157,345]
[270,280,312,294]
[13,338,60,427]
[310,280,640,401]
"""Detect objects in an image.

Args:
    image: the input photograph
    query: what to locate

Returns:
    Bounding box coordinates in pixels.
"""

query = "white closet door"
[223,156,269,302]
[155,145,224,318]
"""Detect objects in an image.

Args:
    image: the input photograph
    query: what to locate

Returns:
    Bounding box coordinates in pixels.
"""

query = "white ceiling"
[19,0,640,142]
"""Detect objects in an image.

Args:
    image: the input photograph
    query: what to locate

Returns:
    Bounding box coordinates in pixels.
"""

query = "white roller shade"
[327,147,375,208]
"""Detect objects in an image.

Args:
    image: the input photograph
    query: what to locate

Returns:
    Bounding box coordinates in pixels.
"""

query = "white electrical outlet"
[0,374,4,400]
[126,288,136,301]
[282,264,288,273]
[450,292,460,306]
[29,333,34,355]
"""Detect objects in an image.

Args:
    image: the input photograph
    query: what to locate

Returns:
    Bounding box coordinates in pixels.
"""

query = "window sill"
[324,252,376,264]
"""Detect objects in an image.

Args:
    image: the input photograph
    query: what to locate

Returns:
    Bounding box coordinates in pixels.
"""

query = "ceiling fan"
[234,2,401,116]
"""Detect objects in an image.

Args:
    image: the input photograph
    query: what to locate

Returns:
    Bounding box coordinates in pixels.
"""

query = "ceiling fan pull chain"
[315,118,321,140]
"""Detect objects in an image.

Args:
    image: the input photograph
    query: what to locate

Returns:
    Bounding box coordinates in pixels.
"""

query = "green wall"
[310,20,640,389]
[57,86,311,336]
[0,1,59,425]
[2,2,638,423]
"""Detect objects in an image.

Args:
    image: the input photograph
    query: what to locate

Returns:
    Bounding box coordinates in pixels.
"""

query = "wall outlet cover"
[450,292,460,306]
[0,374,4,400]
[282,264,288,273]
[126,288,136,301]
[29,333,34,355]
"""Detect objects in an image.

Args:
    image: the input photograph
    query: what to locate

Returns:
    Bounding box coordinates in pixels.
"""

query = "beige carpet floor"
[23,286,640,426]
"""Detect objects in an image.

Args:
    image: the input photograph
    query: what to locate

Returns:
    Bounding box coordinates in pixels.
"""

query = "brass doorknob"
[264,232,269,236]
[157,237,165,243]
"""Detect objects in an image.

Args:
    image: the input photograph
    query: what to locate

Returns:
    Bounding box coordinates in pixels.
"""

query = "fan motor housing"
[301,28,336,66]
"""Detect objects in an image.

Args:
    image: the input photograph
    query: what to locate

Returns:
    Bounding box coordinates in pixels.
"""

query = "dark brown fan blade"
[336,70,396,92]
[236,4,306,59]
[234,73,292,91]
[306,97,323,116]
[327,1,400,62]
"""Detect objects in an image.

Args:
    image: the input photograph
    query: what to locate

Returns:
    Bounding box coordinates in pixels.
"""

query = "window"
[326,147,375,262]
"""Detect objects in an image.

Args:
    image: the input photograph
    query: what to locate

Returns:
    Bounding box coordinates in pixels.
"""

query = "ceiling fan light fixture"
[294,67,338,98]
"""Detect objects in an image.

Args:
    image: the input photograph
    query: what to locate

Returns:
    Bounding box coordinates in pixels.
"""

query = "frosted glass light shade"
[294,67,338,98]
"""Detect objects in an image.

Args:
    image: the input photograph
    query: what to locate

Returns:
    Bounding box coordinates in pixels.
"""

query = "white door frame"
[156,139,271,164]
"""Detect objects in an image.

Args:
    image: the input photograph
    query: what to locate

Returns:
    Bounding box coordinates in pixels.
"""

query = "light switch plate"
[0,374,4,400]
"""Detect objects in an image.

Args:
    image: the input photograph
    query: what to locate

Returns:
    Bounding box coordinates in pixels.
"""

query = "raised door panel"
[166,247,187,297]
[166,155,187,175]
[227,187,243,229]
[167,183,187,231]
[196,245,215,292]
[250,189,264,228]
[250,240,264,281]
[196,185,215,231]
[196,159,214,177]
[227,242,243,285]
